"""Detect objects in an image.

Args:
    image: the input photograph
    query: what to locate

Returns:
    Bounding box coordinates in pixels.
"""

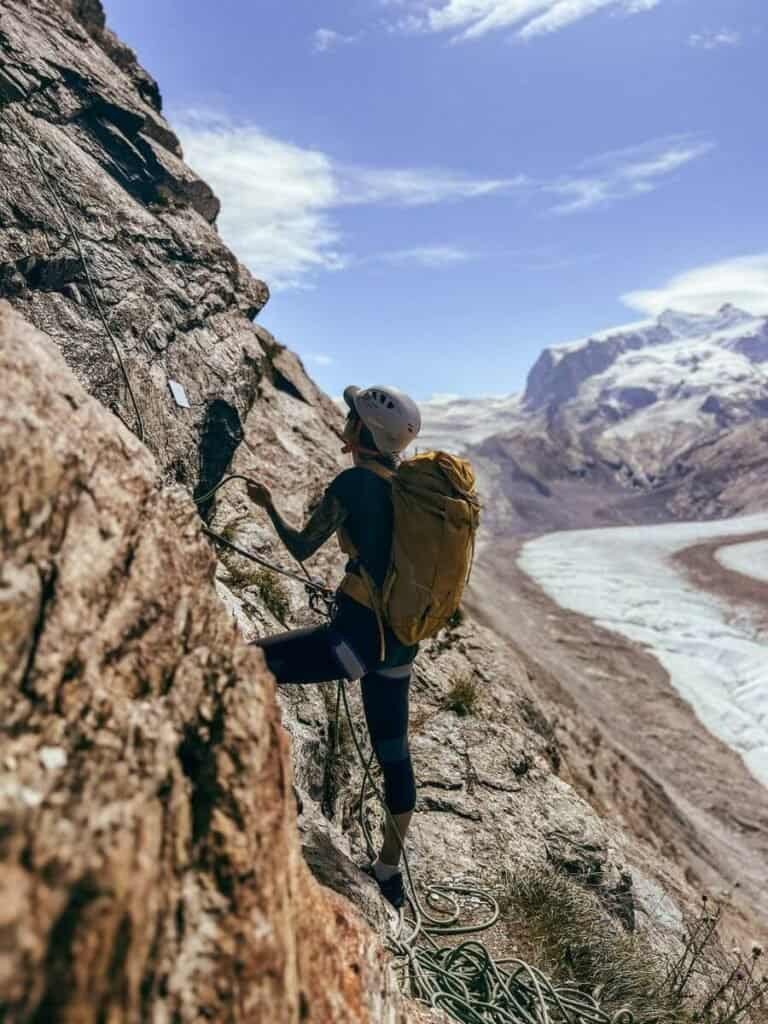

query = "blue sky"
[103,0,767,400]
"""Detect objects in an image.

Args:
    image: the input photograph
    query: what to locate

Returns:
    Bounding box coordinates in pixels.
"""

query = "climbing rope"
[195,478,635,1023]
[335,682,635,1024]
[21,139,145,442]
[193,474,336,612]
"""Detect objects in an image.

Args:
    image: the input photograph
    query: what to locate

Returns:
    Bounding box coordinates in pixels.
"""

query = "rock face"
[0,0,330,502]
[0,305,407,1023]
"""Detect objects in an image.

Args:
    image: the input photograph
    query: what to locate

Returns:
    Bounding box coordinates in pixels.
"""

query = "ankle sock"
[372,856,400,882]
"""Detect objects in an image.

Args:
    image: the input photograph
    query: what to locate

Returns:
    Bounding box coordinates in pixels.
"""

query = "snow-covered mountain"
[415,393,521,453]
[421,305,768,535]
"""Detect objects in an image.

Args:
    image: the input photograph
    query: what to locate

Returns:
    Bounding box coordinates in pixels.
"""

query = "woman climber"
[247,384,423,909]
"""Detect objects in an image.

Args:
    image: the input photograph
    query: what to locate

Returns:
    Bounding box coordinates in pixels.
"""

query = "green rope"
[335,681,634,1024]
[22,139,145,443]
[199,477,634,1022]
[193,475,335,599]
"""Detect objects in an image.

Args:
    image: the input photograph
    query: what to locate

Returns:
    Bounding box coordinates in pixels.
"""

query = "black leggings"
[254,623,417,816]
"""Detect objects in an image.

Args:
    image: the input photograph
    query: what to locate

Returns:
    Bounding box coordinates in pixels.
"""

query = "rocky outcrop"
[0,0,322,499]
[64,0,167,116]
[0,304,408,1023]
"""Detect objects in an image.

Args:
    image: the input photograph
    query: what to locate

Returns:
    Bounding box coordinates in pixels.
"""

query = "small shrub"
[410,706,434,734]
[229,559,291,623]
[664,895,768,1023]
[442,673,479,716]
[503,868,768,1024]
[219,517,248,543]
[252,568,291,623]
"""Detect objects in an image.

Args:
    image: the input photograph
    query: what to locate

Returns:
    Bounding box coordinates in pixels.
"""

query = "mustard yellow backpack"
[340,451,480,655]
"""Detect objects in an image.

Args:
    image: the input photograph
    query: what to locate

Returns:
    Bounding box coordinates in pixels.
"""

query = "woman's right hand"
[246,480,273,509]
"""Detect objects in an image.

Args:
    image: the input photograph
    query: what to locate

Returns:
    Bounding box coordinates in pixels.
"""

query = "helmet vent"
[353,384,421,453]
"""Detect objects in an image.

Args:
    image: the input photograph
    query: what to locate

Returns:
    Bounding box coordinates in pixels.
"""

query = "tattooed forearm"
[267,492,347,562]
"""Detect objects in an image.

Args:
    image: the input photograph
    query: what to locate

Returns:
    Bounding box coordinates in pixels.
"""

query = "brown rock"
[0,304,407,1023]
[0,0,270,494]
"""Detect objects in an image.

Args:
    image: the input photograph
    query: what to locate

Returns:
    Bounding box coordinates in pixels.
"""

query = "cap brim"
[343,385,361,411]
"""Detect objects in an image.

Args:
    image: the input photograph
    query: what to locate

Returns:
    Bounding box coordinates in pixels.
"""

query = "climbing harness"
[21,138,145,442]
[198,474,635,1022]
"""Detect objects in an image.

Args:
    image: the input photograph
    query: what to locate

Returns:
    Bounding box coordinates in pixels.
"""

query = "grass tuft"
[442,672,479,717]
[503,867,767,1024]
[251,568,291,623]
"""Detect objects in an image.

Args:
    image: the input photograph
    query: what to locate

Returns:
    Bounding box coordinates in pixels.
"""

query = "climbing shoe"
[362,863,406,909]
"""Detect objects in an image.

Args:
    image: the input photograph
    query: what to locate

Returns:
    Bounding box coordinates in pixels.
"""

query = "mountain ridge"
[420,305,768,535]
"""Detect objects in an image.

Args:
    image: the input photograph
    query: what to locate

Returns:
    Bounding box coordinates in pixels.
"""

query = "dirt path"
[466,535,768,946]
[673,530,768,631]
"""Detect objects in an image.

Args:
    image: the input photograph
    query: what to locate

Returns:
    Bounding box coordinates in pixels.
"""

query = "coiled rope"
[199,476,634,1024]
[335,680,634,1024]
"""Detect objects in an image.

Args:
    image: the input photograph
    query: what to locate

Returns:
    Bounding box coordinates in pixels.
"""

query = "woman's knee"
[250,624,343,685]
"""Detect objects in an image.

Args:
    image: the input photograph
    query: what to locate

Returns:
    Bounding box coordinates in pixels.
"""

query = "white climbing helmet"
[343,384,421,455]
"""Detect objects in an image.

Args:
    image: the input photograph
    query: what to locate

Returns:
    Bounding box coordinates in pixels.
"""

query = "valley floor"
[519,514,768,789]
[467,516,768,946]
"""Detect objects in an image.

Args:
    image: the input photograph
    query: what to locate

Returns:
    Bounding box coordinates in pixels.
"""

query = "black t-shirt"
[326,466,394,587]
[326,465,419,666]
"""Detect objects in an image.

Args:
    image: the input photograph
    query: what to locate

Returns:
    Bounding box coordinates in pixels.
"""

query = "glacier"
[519,514,768,790]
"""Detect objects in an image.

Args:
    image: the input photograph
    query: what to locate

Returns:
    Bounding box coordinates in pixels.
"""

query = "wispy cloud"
[688,28,741,50]
[173,113,714,287]
[174,111,521,288]
[176,111,343,290]
[388,0,663,42]
[547,135,714,214]
[302,352,335,366]
[622,254,768,315]
[376,245,475,267]
[312,28,360,52]
[338,168,524,206]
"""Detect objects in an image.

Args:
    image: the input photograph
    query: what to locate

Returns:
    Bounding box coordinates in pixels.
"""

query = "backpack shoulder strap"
[357,460,396,483]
